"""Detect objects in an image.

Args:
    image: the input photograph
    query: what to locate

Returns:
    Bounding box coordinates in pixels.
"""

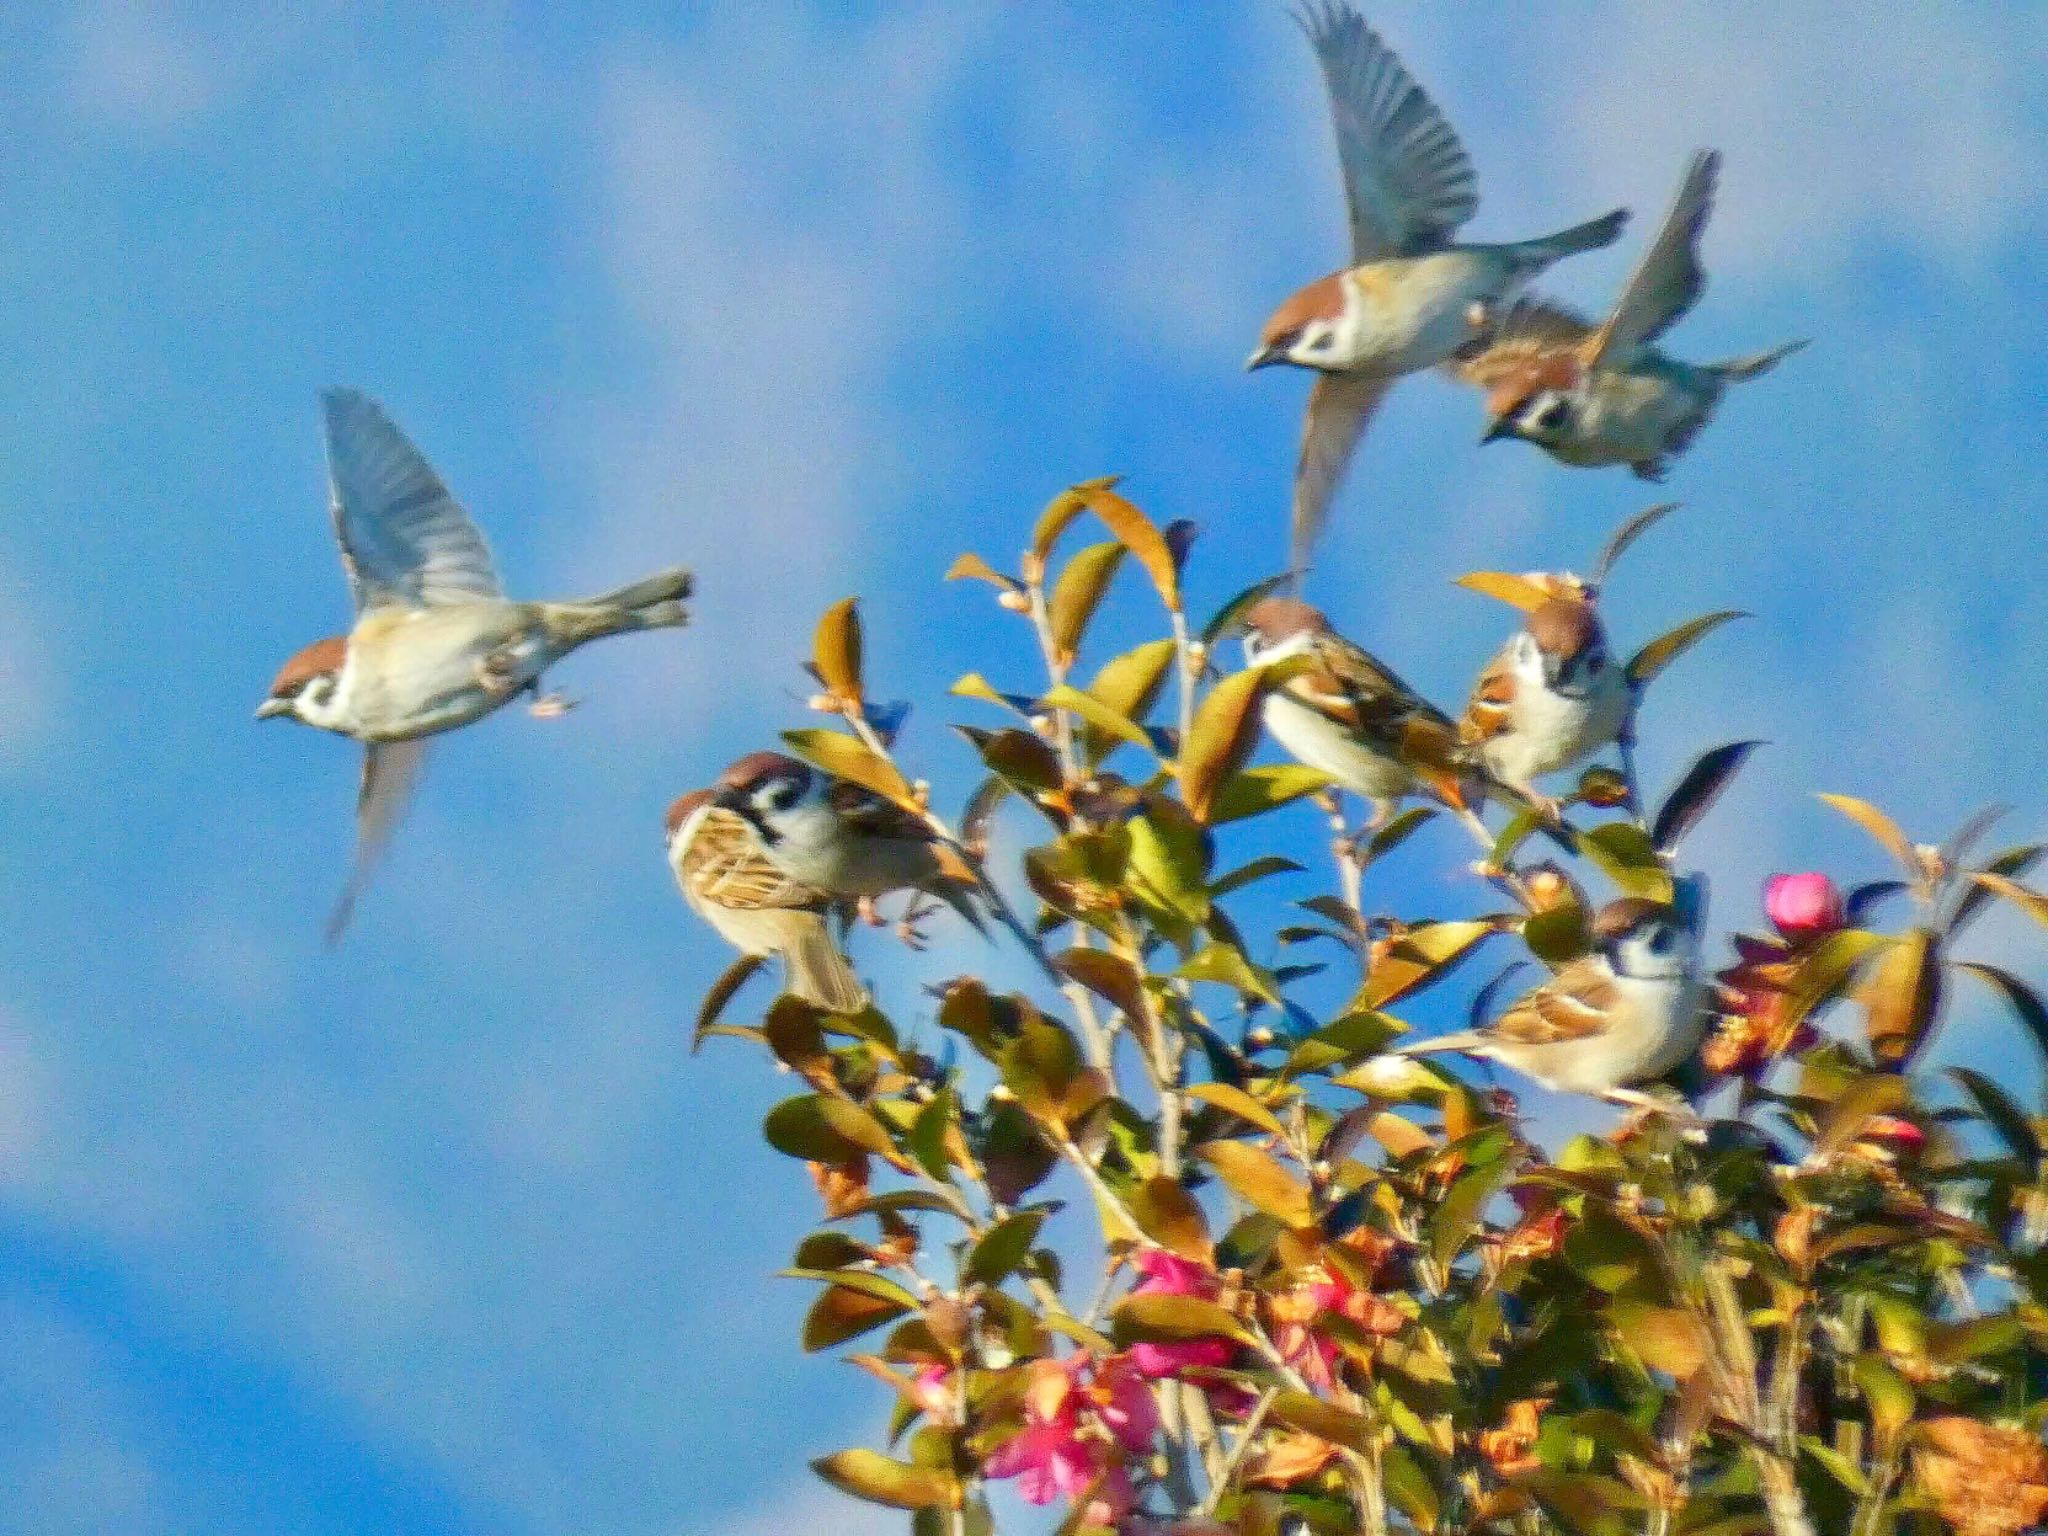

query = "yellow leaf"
[1195,1139,1313,1226]
[1860,926,1942,1064]
[1454,571,1556,611]
[944,552,1017,590]
[1358,920,1499,1010]
[1039,683,1154,750]
[1606,1302,1711,1380]
[1126,1176,1212,1262]
[1180,664,1284,823]
[812,596,863,705]
[811,1449,960,1511]
[1184,1081,1289,1140]
[1047,540,1127,664]
[781,727,916,808]
[1819,792,1922,879]
[1627,609,1747,685]
[1074,479,1181,613]
[1970,871,2048,930]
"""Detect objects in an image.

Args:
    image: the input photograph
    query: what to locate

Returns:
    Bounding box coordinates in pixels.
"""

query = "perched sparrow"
[1454,150,1806,480]
[665,785,869,1015]
[1240,596,1463,825]
[1461,594,1629,808]
[1391,881,1708,1111]
[1250,1,1628,569]
[712,752,982,929]
[258,388,692,939]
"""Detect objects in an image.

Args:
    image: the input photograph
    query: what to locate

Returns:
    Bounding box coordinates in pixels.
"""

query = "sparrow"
[1249,1,1629,570]
[711,751,984,931]
[1389,881,1708,1112]
[1453,150,1807,480]
[665,784,869,1015]
[258,388,692,939]
[1240,596,1464,825]
[1460,593,1629,809]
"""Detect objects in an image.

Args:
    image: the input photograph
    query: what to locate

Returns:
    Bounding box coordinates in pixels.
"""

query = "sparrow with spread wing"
[1240,596,1466,825]
[1249,1,1628,571]
[258,388,692,939]
[1455,150,1806,479]
[1389,882,1708,1113]
[665,783,869,1015]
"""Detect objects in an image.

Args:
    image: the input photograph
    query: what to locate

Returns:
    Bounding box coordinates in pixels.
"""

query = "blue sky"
[3,4,2047,1533]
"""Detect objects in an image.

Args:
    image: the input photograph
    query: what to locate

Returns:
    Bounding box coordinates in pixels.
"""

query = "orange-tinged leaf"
[803,1285,912,1351]
[1127,1176,1212,1262]
[1358,920,1498,1010]
[1084,640,1177,753]
[1195,1139,1313,1226]
[1627,609,1747,685]
[1606,1301,1711,1380]
[1074,479,1182,612]
[1031,481,1098,565]
[1820,792,1922,879]
[945,552,1019,591]
[1181,663,1294,823]
[1053,948,1146,1019]
[1970,871,2048,931]
[1455,571,1556,611]
[781,727,917,808]
[1184,1081,1288,1139]
[813,597,863,705]
[1039,684,1154,750]
[811,1448,960,1510]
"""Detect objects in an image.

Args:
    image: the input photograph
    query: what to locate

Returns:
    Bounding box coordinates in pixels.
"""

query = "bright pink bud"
[1129,1336,1235,1380]
[1765,873,1845,938]
[1130,1248,1214,1298]
[1861,1115,1927,1151]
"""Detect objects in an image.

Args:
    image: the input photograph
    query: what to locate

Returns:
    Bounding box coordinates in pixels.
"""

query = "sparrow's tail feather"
[542,587,692,648]
[1709,338,1809,382]
[579,565,695,613]
[924,877,991,937]
[781,922,871,1014]
[1519,207,1630,267]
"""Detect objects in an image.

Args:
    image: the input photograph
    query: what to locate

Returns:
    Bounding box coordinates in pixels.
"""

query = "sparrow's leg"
[856,895,885,928]
[894,894,938,952]
[524,678,578,719]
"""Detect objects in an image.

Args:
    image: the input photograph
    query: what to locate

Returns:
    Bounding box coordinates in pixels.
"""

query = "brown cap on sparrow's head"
[1241,596,1332,646]
[1248,272,1349,370]
[664,787,715,843]
[257,634,348,719]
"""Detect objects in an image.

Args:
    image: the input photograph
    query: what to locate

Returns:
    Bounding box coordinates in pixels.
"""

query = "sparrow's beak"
[1480,416,1515,445]
[1244,345,1283,372]
[255,698,290,720]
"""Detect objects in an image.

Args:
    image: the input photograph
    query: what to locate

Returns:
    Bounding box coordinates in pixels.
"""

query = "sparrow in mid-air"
[1387,882,1708,1112]
[258,388,692,939]
[1248,1,1629,570]
[1453,150,1806,480]
[665,783,869,1014]
[1461,593,1628,810]
[1240,596,1464,825]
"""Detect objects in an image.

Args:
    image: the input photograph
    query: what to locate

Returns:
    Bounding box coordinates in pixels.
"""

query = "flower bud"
[998,588,1030,612]
[1764,872,1845,939]
[1577,766,1630,807]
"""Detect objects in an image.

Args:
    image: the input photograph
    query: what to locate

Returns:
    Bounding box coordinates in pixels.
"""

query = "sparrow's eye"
[1646,925,1674,954]
[768,783,801,812]
[1308,329,1335,353]
[1532,396,1571,432]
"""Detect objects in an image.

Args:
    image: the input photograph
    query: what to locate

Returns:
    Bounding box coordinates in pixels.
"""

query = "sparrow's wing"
[1444,298,1596,389]
[1292,372,1391,574]
[681,807,833,911]
[323,388,502,612]
[1459,641,1519,746]
[1583,150,1719,369]
[1298,1,1477,260]
[1488,957,1619,1045]
[1293,633,1457,759]
[325,738,429,943]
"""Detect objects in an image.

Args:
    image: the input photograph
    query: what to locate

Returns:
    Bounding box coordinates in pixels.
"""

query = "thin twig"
[1196,1387,1279,1517]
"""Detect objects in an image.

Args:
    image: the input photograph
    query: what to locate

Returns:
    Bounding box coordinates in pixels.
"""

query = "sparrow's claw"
[476,651,526,697]
[894,895,939,952]
[856,895,885,928]
[527,691,578,719]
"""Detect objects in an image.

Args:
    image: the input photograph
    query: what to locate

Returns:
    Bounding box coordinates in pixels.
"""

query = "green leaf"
[1266,1390,1373,1450]
[1210,854,1305,897]
[793,1231,869,1269]
[999,1015,1107,1129]
[1957,962,2048,1070]
[1862,926,1941,1065]
[1358,920,1498,1010]
[908,1086,956,1182]
[763,1094,902,1164]
[1947,1064,2042,1162]
[1176,943,1282,1005]
[811,1448,959,1511]
[1126,800,1213,928]
[803,1285,913,1351]
[1523,901,1590,963]
[1777,928,1890,1042]
[1948,844,2044,934]
[1202,573,1291,646]
[1109,1291,1251,1346]
[1591,500,1679,587]
[691,954,765,1051]
[965,1211,1046,1287]
[955,725,1062,796]
[1082,639,1177,762]
[1811,1072,1910,1162]
[1852,1355,1914,1440]
[1580,821,1674,901]
[1368,805,1437,859]
[812,597,863,705]
[1046,541,1126,662]
[1194,1139,1312,1226]
[781,1268,921,1309]
[781,727,916,808]
[1205,762,1338,825]
[1627,608,1747,685]
[1606,1301,1710,1379]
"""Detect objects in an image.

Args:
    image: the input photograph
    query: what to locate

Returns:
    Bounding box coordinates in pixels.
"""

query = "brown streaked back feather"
[1490,956,1619,1045]
[1291,633,1455,749]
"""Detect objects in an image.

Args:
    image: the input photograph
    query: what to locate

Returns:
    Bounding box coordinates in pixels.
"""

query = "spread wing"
[1445,298,1596,389]
[326,738,429,943]
[1297,1,1477,260]
[1292,372,1392,575]
[323,388,502,612]
[1584,149,1719,369]
[1489,956,1619,1045]
[678,807,833,912]
[1459,641,1519,746]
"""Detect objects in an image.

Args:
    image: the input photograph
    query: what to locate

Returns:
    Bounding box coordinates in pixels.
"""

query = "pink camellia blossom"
[983,1354,1151,1518]
[1091,1357,1161,1453]
[1765,872,1845,939]
[1127,1248,1237,1380]
[911,1365,954,1423]
[983,1419,1099,1505]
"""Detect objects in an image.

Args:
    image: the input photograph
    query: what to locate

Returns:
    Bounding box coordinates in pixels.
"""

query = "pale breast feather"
[679,807,833,912]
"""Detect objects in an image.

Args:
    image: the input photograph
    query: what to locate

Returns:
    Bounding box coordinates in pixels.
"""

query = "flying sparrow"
[665,785,869,1015]
[258,388,692,939]
[1460,593,1629,811]
[711,751,984,932]
[1454,150,1806,480]
[1240,596,1465,825]
[1388,881,1708,1112]
[1249,1,1628,570]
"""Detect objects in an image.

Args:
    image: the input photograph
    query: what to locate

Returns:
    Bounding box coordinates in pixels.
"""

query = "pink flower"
[1093,1358,1160,1453]
[983,1355,1154,1513]
[911,1365,954,1422]
[1765,873,1845,939]
[984,1420,1097,1505]
[1127,1249,1237,1380]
